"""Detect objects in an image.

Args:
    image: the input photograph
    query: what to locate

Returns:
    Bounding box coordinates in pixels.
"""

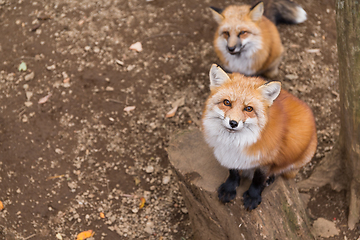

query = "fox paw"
[243,190,262,210]
[218,183,237,203]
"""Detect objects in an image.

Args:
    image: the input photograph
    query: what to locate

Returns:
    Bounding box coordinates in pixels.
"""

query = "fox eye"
[222,31,230,38]
[223,99,231,107]
[244,106,253,112]
[238,31,248,37]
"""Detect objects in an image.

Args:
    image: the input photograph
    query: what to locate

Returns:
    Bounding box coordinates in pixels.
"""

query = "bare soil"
[0,0,353,239]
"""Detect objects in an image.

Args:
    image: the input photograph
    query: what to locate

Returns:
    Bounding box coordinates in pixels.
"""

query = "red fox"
[202,65,317,210]
[210,0,307,78]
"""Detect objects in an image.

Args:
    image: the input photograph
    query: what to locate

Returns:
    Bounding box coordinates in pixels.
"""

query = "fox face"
[202,64,281,169]
[211,3,263,57]
[210,2,285,78]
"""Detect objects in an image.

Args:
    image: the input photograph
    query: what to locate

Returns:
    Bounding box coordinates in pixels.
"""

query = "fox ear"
[209,6,224,24]
[249,2,264,22]
[209,64,230,89]
[258,81,281,105]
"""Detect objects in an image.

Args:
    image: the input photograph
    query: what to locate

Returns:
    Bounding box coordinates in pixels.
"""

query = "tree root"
[297,143,346,192]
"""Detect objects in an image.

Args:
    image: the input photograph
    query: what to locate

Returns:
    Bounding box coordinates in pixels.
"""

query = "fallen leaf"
[139,197,146,209]
[306,48,320,53]
[166,96,185,118]
[0,201,4,211]
[55,233,63,240]
[38,93,52,104]
[124,106,136,112]
[165,106,178,118]
[116,59,124,66]
[18,62,27,72]
[76,230,94,240]
[99,212,105,219]
[129,42,143,52]
[46,174,65,181]
[134,177,141,186]
[172,96,185,108]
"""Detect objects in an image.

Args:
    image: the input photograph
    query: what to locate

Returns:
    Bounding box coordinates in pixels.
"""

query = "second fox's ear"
[257,81,281,105]
[209,64,230,89]
[249,2,264,22]
[209,6,224,24]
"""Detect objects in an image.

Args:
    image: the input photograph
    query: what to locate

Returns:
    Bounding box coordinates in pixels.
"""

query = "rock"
[55,148,64,154]
[46,64,56,71]
[132,208,138,213]
[145,165,154,173]
[24,72,35,81]
[162,176,170,185]
[285,74,299,80]
[181,207,188,214]
[24,101,33,107]
[26,91,33,101]
[55,233,63,240]
[67,182,77,192]
[106,86,114,91]
[312,218,340,238]
[144,221,154,234]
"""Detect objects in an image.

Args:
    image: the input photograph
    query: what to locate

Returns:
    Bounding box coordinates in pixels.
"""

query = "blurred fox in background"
[210,0,307,78]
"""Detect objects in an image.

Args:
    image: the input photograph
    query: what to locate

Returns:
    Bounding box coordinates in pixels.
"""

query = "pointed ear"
[257,81,281,105]
[209,64,230,89]
[249,2,264,22]
[209,6,224,24]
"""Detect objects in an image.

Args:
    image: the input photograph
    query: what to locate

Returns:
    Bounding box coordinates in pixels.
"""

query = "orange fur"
[203,71,317,178]
[246,89,317,176]
[212,4,284,78]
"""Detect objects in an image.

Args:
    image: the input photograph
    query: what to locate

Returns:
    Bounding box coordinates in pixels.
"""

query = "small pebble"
[162,176,171,185]
[24,72,35,81]
[145,165,154,173]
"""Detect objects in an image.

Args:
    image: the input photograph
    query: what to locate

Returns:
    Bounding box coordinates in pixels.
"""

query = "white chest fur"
[202,111,261,170]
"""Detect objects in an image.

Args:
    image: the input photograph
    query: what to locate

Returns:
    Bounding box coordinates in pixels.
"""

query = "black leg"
[243,169,267,210]
[218,169,240,203]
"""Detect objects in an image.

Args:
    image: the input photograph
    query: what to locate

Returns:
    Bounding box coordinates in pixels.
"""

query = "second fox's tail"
[254,0,307,25]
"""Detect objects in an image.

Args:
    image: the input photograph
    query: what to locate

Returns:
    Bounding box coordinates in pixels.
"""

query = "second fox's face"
[211,4,264,57]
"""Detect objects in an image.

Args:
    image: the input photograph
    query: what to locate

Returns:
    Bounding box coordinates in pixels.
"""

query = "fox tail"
[255,0,307,25]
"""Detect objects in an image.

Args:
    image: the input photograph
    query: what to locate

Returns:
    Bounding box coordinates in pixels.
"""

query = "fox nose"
[229,120,238,128]
[227,45,236,52]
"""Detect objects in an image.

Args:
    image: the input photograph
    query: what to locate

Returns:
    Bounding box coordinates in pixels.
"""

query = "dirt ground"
[0,0,352,239]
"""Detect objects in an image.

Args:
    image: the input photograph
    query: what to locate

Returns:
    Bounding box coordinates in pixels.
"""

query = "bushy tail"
[253,0,307,25]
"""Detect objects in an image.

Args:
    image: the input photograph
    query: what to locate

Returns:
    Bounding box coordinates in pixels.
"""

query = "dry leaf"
[139,197,146,209]
[306,48,320,53]
[129,42,143,52]
[116,59,124,66]
[18,62,27,72]
[134,177,141,186]
[99,212,105,219]
[0,201,4,211]
[166,96,185,118]
[76,230,94,240]
[165,106,178,118]
[171,97,185,108]
[124,106,136,112]
[38,93,52,104]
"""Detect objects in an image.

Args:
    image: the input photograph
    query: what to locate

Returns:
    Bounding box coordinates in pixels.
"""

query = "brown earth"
[0,0,352,239]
